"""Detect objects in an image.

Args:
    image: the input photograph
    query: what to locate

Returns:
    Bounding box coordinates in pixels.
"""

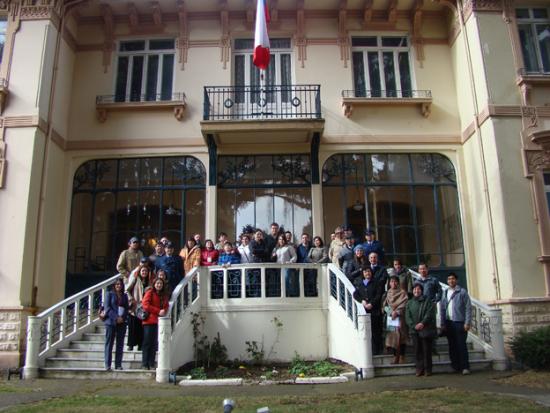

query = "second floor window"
[544,171,550,217]
[115,39,175,102]
[517,8,550,74]
[0,17,7,64]
[351,36,413,98]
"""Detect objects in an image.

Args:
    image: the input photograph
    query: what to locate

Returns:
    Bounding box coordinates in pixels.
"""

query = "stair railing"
[326,264,374,378]
[156,267,201,383]
[410,270,507,370]
[23,274,120,379]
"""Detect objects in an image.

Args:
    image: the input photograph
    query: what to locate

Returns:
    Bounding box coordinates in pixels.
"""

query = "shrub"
[312,360,340,377]
[289,352,311,376]
[509,326,550,370]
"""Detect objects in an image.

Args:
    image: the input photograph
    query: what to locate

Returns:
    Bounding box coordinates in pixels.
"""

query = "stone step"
[45,357,145,369]
[374,359,493,377]
[57,348,144,361]
[82,333,107,342]
[373,350,485,366]
[39,367,156,380]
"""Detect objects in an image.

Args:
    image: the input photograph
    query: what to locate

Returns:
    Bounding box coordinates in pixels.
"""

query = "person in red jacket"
[200,239,219,266]
[141,278,169,370]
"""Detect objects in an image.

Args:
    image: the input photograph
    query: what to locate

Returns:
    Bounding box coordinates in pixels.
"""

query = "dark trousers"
[445,320,470,371]
[142,324,158,369]
[412,335,433,374]
[105,323,127,369]
[127,314,143,349]
[371,314,383,355]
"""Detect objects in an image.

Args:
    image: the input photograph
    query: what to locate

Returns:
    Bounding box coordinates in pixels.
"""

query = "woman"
[179,238,201,275]
[126,265,150,351]
[387,258,414,298]
[141,277,169,370]
[250,230,268,263]
[103,278,129,371]
[383,275,409,364]
[238,234,253,263]
[406,283,437,377]
[353,267,384,355]
[200,239,219,266]
[346,245,368,283]
[328,226,344,265]
[308,236,329,264]
[272,235,298,296]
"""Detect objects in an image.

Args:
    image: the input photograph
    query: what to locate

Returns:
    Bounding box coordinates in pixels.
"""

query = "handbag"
[135,304,149,321]
[98,306,107,321]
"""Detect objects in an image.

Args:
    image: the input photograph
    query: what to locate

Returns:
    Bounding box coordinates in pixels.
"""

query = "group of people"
[105,225,473,378]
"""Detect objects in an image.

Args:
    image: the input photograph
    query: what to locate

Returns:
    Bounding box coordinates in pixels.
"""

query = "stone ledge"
[179,378,243,386]
[295,376,349,384]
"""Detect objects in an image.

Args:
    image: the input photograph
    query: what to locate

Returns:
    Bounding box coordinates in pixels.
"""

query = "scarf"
[385,286,408,312]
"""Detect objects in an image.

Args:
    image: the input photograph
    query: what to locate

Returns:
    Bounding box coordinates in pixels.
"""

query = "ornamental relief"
[525,150,550,174]
[463,0,503,20]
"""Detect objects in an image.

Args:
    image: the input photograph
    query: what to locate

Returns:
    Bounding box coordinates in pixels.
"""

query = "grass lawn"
[3,388,549,413]
[494,371,550,390]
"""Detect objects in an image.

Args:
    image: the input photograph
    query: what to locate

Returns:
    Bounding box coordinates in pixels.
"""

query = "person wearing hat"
[337,235,355,275]
[406,282,437,376]
[346,244,368,283]
[328,226,344,265]
[155,242,184,292]
[116,237,144,281]
[362,228,385,264]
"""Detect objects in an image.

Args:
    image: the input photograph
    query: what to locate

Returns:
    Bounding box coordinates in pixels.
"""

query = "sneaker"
[115,366,123,370]
[462,369,471,375]
[105,366,112,371]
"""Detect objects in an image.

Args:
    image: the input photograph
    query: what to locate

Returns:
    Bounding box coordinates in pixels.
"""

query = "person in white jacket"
[272,235,298,296]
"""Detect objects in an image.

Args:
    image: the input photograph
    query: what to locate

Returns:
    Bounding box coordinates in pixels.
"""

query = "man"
[214,232,228,250]
[368,252,387,288]
[416,263,442,303]
[362,228,385,264]
[265,222,280,259]
[338,235,355,274]
[440,273,472,375]
[116,237,144,281]
[387,258,413,297]
[353,267,384,355]
[193,233,203,248]
[155,242,183,292]
[296,233,311,263]
[148,241,165,265]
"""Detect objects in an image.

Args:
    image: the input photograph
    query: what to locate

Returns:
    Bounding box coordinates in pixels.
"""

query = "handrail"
[24,273,121,379]
[409,269,506,370]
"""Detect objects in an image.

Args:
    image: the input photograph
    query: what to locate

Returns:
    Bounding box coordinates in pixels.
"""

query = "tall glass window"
[217,154,312,242]
[0,17,6,64]
[351,36,413,98]
[516,8,550,73]
[67,156,206,294]
[114,39,175,102]
[323,153,465,282]
[544,171,550,217]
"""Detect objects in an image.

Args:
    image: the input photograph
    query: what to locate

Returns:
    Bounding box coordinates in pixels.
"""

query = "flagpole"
[260,69,266,118]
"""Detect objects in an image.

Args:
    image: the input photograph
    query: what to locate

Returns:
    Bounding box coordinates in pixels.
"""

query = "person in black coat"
[353,267,384,355]
[250,230,269,262]
[154,242,183,291]
[103,278,129,371]
[368,252,387,289]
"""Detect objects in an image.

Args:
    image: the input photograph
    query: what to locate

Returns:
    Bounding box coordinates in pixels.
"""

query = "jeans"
[142,324,158,369]
[104,323,127,369]
[445,320,470,371]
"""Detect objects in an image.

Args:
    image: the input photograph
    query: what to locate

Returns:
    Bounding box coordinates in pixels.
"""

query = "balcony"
[516,69,550,104]
[95,92,186,122]
[341,89,432,118]
[201,85,324,146]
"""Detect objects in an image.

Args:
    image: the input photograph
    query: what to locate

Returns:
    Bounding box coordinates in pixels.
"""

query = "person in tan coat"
[179,237,201,275]
[116,236,143,281]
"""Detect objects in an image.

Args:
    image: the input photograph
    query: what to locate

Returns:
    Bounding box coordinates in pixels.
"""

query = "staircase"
[40,323,155,379]
[373,337,493,376]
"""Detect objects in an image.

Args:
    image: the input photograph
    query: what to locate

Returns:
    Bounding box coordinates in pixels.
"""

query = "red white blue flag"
[253,0,270,70]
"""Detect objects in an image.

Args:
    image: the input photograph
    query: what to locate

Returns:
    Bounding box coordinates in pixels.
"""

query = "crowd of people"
[104,224,472,378]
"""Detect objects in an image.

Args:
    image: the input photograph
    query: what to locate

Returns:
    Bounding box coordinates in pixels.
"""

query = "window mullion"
[157,53,163,101]
[394,50,402,98]
[379,50,387,97]
[142,54,148,101]
[126,56,134,101]
[364,50,371,96]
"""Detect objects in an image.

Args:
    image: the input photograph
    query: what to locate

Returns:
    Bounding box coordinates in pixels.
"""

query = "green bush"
[509,325,550,370]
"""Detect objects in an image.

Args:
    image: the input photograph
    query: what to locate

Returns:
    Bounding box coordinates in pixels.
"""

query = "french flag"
[253,0,270,70]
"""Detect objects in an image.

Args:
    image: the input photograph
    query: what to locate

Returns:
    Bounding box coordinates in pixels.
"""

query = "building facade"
[0,0,549,368]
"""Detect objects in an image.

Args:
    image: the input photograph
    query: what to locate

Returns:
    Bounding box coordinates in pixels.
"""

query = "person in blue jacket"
[103,278,129,371]
[362,228,386,264]
[155,242,183,291]
[218,242,241,266]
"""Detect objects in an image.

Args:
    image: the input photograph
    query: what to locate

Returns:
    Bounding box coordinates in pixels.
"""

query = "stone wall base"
[497,298,550,350]
[0,308,34,369]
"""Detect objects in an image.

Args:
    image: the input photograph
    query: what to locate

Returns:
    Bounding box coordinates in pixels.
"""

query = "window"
[217,154,312,242]
[351,36,413,98]
[517,8,550,73]
[322,153,465,282]
[66,156,206,295]
[114,39,175,102]
[233,38,292,104]
[544,171,550,216]
[0,17,6,64]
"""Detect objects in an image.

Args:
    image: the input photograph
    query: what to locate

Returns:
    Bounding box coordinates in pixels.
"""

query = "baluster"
[87,293,93,325]
[241,268,246,298]
[223,268,228,299]
[73,299,79,333]
[261,267,266,298]
[46,315,53,352]
[299,267,305,297]
[59,307,66,341]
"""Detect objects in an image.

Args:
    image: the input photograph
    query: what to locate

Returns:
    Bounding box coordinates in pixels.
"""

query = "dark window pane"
[546,192,550,216]
[518,24,540,72]
[130,56,144,101]
[185,189,205,241]
[367,154,410,182]
[533,8,548,18]
[67,193,93,273]
[352,52,366,97]
[115,56,129,102]
[234,39,254,50]
[352,37,377,47]
[304,269,318,297]
[515,8,530,18]
[266,268,281,297]
[146,55,159,101]
[399,52,412,97]
[544,172,550,185]
[120,40,145,52]
[211,270,224,299]
[228,269,242,298]
[382,37,408,47]
[280,54,291,102]
[245,268,261,297]
[437,186,463,254]
[383,52,396,97]
[139,158,162,187]
[161,54,174,100]
[119,159,140,188]
[285,268,300,297]
[367,52,381,97]
[537,25,550,72]
[149,39,175,50]
[271,38,291,49]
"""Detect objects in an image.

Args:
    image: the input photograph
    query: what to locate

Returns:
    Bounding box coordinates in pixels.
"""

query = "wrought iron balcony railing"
[203,84,321,121]
[517,67,550,77]
[96,92,186,105]
[342,89,432,99]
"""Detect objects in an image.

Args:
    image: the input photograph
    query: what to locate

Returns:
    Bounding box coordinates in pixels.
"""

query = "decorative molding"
[322,133,461,145]
[63,137,206,151]
[411,0,424,64]
[362,0,373,27]
[296,0,307,68]
[269,0,279,29]
[219,0,230,70]
[20,5,60,28]
[461,120,476,144]
[100,4,115,74]
[177,0,189,70]
[526,131,550,172]
[337,0,350,68]
[489,296,550,305]
[341,95,433,118]
[462,0,503,22]
[0,79,8,114]
[62,24,77,53]
[245,0,254,30]
[95,99,186,123]
[126,1,165,35]
[516,74,550,106]
[387,0,398,25]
